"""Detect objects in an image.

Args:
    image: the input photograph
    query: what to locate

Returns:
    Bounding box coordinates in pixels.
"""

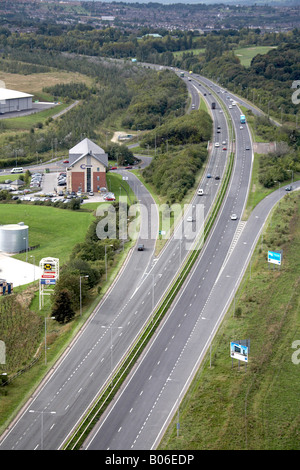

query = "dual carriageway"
[0,71,294,451]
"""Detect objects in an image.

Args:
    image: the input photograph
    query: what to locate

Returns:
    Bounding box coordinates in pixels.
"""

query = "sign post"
[39,257,59,309]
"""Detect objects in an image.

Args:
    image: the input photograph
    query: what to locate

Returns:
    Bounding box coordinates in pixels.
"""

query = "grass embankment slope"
[160,191,300,450]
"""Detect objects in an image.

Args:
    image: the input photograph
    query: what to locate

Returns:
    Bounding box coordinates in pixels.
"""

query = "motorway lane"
[84,85,254,449]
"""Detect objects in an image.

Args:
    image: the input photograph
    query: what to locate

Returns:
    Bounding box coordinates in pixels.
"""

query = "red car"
[63,159,69,164]
[222,147,227,151]
[110,166,117,170]
[125,166,132,169]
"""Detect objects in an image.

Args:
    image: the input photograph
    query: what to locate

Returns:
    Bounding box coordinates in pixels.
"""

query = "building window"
[97,167,100,172]
[97,176,100,181]
[86,167,91,192]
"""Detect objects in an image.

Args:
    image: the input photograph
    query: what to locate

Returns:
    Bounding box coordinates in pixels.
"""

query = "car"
[217,129,220,133]
[215,176,220,180]
[191,104,195,109]
[240,125,243,129]
[223,147,227,151]
[197,188,203,196]
[125,166,132,169]
[110,166,117,170]
[215,142,220,147]
[207,173,212,178]
[58,191,64,196]
[230,214,237,220]
[285,185,293,191]
[245,146,250,150]
[229,105,233,109]
[203,93,206,96]
[89,191,94,196]
[187,216,193,222]
[63,160,69,164]
[222,141,226,145]
[137,244,144,251]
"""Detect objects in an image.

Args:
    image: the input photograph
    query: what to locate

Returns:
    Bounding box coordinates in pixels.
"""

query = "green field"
[0,204,95,265]
[234,46,277,67]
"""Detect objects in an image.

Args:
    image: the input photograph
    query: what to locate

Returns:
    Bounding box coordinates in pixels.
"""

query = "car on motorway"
[223,147,227,151]
[215,175,220,180]
[230,214,237,220]
[240,125,244,129]
[285,185,293,191]
[206,173,212,178]
[245,146,250,150]
[197,188,203,196]
[187,216,193,222]
[229,105,233,109]
[215,142,220,147]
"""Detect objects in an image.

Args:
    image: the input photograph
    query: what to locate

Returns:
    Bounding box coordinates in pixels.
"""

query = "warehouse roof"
[0,88,33,100]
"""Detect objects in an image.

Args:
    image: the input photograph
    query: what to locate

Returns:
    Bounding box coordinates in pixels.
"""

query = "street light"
[45,316,55,365]
[30,255,35,281]
[101,325,123,387]
[80,275,89,316]
[105,244,114,281]
[28,409,56,450]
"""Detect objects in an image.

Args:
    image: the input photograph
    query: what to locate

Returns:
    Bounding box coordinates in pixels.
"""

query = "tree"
[52,288,75,323]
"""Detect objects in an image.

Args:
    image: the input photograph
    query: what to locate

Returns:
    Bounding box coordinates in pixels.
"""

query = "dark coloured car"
[285,185,292,191]
[138,244,144,251]
[215,176,220,180]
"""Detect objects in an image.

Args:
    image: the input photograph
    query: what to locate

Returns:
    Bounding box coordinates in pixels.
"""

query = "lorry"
[240,114,246,124]
[211,102,216,109]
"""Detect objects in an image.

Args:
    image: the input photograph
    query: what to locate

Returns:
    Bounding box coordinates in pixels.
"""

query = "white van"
[197,188,203,196]
[11,167,23,174]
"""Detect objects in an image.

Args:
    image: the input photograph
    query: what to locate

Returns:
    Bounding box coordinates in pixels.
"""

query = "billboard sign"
[268,250,281,266]
[230,342,248,362]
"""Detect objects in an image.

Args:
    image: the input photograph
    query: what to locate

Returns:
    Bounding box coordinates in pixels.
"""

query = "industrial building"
[66,138,108,193]
[0,88,33,114]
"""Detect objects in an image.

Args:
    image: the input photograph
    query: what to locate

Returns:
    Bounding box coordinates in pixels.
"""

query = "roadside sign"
[268,250,281,265]
[230,341,248,362]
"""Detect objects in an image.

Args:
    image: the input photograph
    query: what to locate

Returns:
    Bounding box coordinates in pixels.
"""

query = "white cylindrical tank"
[0,222,29,253]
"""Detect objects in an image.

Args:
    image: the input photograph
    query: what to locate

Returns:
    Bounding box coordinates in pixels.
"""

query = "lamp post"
[105,244,113,281]
[80,275,89,316]
[101,325,123,387]
[30,255,35,281]
[44,316,55,365]
[28,409,56,450]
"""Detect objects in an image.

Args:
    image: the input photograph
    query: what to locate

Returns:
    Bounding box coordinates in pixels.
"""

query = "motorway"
[0,71,291,451]
[0,75,228,450]
[83,75,255,449]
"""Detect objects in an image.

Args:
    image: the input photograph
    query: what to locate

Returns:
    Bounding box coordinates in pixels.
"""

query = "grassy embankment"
[160,190,300,450]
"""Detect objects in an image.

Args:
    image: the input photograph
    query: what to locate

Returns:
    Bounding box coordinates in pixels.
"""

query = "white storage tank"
[0,222,29,253]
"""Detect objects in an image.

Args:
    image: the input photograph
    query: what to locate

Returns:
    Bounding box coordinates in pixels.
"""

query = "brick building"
[66,138,108,193]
